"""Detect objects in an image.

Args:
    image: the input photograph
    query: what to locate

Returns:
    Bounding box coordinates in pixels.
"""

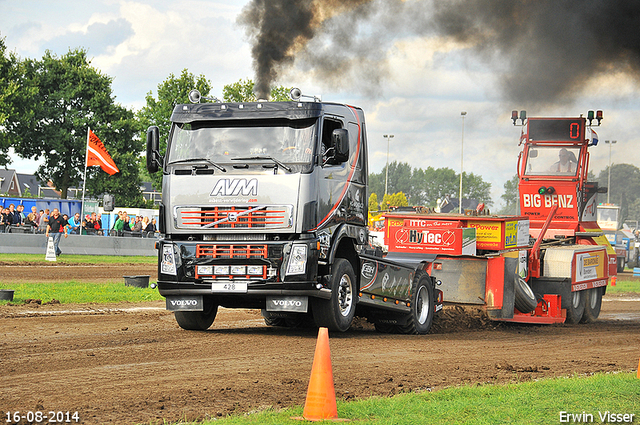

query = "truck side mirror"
[331,129,349,163]
[146,126,161,173]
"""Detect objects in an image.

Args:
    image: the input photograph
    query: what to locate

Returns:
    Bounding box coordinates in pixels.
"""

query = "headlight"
[214,265,230,275]
[247,265,263,275]
[197,265,213,275]
[286,245,308,275]
[231,265,246,275]
[161,244,177,275]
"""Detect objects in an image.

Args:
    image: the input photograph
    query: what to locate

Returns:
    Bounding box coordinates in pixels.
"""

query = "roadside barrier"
[0,233,156,256]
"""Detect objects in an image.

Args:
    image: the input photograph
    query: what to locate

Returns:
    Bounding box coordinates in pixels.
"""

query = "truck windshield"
[524,146,581,176]
[167,118,317,168]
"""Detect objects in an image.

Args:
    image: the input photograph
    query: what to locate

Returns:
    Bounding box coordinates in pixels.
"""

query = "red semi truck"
[380,111,615,324]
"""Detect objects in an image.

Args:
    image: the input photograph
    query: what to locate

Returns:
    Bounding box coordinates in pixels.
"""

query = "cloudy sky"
[1,0,639,208]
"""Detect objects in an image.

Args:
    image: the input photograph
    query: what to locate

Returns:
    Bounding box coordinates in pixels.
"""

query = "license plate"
[212,282,248,293]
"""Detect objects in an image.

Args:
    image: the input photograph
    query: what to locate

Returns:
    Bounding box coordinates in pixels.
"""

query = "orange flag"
[87,129,119,175]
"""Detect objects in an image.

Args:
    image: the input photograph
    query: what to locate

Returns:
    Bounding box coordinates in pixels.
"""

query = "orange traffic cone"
[293,327,348,422]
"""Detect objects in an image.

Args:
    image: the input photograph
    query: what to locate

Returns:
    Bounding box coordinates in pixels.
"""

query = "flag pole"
[80,127,90,236]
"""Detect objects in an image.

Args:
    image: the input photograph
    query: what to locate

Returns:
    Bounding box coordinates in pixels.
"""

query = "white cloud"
[2,0,639,209]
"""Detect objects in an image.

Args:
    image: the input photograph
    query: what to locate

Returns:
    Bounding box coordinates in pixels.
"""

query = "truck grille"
[176,205,292,230]
[196,244,268,259]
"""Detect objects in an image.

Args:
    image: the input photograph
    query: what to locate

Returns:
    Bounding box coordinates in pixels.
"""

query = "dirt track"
[0,265,639,425]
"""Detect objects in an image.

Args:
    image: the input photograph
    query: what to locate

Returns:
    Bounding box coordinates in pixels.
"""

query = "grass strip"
[0,253,156,264]
[607,278,640,294]
[0,281,163,304]
[198,372,639,425]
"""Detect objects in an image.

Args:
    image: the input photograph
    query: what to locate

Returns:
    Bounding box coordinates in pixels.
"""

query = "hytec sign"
[383,214,530,253]
[387,223,477,255]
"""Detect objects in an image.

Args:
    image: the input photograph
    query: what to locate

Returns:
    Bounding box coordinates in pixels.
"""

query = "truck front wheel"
[564,290,585,324]
[580,287,603,323]
[312,258,356,332]
[174,297,218,330]
[398,275,435,335]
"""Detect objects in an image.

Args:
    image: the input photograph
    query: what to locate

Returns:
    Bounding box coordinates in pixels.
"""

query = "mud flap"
[266,296,308,313]
[166,295,203,311]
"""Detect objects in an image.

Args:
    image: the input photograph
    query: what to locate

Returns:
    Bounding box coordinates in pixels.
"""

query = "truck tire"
[262,311,315,328]
[514,276,538,313]
[261,310,288,327]
[564,290,586,324]
[311,258,356,332]
[617,257,625,273]
[580,287,603,323]
[374,322,397,333]
[398,275,435,335]
[174,297,218,330]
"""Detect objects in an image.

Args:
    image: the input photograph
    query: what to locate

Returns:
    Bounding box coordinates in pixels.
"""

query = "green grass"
[0,281,163,304]
[190,372,639,425]
[607,277,640,295]
[0,253,156,264]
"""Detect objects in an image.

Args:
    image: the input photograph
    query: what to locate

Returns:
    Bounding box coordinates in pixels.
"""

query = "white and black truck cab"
[147,90,441,333]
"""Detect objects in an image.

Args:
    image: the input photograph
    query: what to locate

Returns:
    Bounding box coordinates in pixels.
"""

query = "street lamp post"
[605,140,617,204]
[459,112,467,214]
[384,134,394,196]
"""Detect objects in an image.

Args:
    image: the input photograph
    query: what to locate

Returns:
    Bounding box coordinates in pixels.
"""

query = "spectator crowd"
[0,204,158,238]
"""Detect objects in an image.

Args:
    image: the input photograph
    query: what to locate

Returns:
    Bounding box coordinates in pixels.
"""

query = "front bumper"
[156,238,326,303]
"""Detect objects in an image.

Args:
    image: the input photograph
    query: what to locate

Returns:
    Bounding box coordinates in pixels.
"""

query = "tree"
[5,48,141,202]
[498,174,519,215]
[84,106,146,208]
[368,162,493,209]
[137,69,212,190]
[596,163,640,223]
[368,192,379,212]
[223,78,291,102]
[382,192,408,209]
[0,35,30,167]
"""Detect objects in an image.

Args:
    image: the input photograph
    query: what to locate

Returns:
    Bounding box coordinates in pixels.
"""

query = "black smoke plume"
[239,0,640,104]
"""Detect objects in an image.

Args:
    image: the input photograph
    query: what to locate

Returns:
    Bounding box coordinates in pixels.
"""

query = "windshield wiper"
[167,158,226,172]
[232,156,292,172]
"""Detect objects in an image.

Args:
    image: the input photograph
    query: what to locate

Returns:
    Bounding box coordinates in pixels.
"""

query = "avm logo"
[211,178,258,197]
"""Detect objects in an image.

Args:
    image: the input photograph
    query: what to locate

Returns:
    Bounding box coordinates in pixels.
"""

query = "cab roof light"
[587,110,603,126]
[511,110,527,126]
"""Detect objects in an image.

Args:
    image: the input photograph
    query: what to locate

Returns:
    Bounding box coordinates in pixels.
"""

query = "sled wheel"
[564,290,586,324]
[514,275,538,313]
[312,258,356,332]
[580,287,603,323]
[617,257,625,273]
